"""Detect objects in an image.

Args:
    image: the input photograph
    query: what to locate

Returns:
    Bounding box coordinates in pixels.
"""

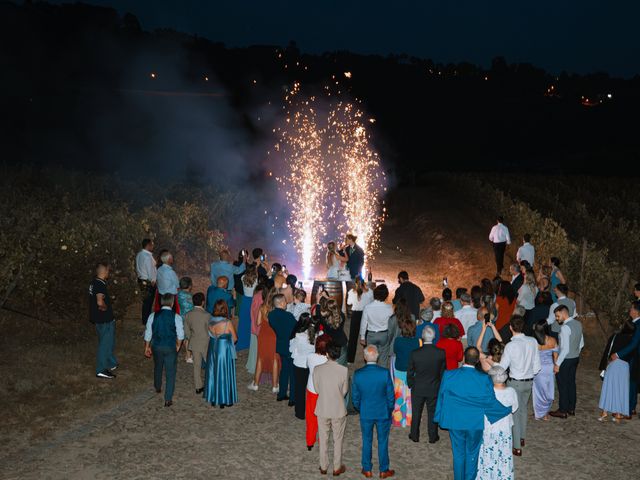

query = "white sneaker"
[247,382,258,391]
[186,357,193,364]
[272,385,279,394]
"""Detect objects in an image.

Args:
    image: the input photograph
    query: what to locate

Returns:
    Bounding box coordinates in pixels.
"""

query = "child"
[286,288,311,321]
[206,276,234,316]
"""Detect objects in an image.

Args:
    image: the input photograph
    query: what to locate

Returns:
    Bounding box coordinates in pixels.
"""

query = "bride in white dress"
[326,242,348,279]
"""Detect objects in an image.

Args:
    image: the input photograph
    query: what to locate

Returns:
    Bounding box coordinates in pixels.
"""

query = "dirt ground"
[1,184,637,479]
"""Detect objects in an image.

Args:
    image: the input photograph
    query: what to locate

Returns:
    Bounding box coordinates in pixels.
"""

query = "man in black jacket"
[345,234,365,280]
[393,271,425,319]
[407,326,446,443]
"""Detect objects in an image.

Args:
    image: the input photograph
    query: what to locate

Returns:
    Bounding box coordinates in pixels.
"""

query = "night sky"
[47,0,639,77]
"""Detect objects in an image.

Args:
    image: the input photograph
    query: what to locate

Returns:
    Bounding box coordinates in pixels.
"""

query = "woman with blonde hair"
[433,301,465,338]
[319,298,348,365]
[247,286,280,392]
[346,276,374,363]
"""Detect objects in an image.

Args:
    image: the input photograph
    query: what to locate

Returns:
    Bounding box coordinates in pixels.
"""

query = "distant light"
[607,93,612,99]
[150,72,156,79]
[344,71,352,79]
[253,79,257,84]
[204,76,209,81]
[368,118,376,123]
[484,76,488,81]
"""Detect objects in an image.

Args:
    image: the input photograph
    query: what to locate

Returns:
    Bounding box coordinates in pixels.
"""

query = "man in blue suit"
[352,345,395,479]
[269,294,298,405]
[344,234,365,280]
[610,300,640,416]
[435,347,511,480]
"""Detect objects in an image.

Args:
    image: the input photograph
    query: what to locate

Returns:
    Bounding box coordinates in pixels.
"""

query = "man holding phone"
[251,248,269,280]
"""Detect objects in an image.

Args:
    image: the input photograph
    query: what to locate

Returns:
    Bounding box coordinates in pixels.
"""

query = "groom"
[345,234,365,280]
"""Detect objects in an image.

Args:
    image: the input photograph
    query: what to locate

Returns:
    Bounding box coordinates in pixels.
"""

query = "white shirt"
[516,242,535,266]
[143,306,185,342]
[556,317,585,367]
[546,296,576,325]
[306,352,328,393]
[347,288,374,312]
[484,387,518,432]
[287,302,311,321]
[489,223,511,244]
[517,284,538,310]
[290,332,315,368]
[360,300,394,339]
[497,333,541,379]
[135,249,157,282]
[454,305,478,339]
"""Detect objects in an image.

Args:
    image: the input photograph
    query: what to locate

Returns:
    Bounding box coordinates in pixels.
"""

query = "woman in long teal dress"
[549,257,566,302]
[237,265,257,351]
[204,300,238,408]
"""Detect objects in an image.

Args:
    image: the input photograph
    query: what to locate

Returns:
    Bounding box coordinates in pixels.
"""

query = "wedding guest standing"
[306,335,331,450]
[549,257,566,302]
[156,251,180,313]
[454,293,478,348]
[346,277,374,364]
[434,302,465,338]
[183,293,211,394]
[320,299,348,365]
[494,316,540,456]
[360,284,394,367]
[609,301,640,417]
[516,233,535,267]
[393,271,425,319]
[392,315,420,428]
[313,343,349,476]
[203,300,238,408]
[136,238,157,325]
[287,288,311,320]
[270,294,298,405]
[144,293,184,407]
[290,313,317,420]
[550,305,584,418]
[352,345,395,479]
[436,324,463,370]
[246,284,265,376]
[237,264,258,351]
[531,320,558,421]
[477,366,519,480]
[435,347,511,480]
[177,277,194,316]
[488,215,511,275]
[248,287,280,392]
[407,327,446,444]
[210,249,246,291]
[599,319,634,422]
[90,262,117,379]
[206,276,234,315]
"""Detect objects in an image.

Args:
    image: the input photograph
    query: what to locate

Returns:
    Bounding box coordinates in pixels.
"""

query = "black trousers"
[492,241,507,274]
[140,283,156,325]
[410,394,438,441]
[556,357,579,412]
[347,310,363,363]
[293,366,309,419]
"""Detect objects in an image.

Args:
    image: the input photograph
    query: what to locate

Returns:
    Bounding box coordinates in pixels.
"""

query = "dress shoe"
[408,434,419,443]
[307,445,313,451]
[164,400,173,407]
[632,409,637,416]
[428,437,440,444]
[333,465,346,476]
[155,388,161,393]
[288,401,295,407]
[361,470,373,478]
[277,396,290,402]
[195,388,204,394]
[549,410,568,419]
[512,448,522,457]
[567,410,575,416]
[379,470,395,479]
[520,439,525,447]
[319,467,328,475]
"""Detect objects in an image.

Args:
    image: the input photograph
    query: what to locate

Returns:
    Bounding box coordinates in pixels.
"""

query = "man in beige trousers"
[313,341,349,476]
[183,292,211,394]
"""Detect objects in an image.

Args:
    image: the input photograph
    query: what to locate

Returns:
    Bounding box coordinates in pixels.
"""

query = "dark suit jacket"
[511,274,524,295]
[613,318,640,381]
[346,244,365,279]
[352,364,394,420]
[268,308,297,357]
[407,344,446,397]
[434,366,511,431]
[393,281,425,319]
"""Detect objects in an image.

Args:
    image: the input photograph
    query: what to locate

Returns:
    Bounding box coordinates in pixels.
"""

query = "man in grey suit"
[183,292,211,394]
[313,342,350,476]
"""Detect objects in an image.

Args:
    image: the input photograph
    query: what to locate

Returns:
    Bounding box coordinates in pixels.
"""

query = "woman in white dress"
[478,366,518,480]
[326,241,347,279]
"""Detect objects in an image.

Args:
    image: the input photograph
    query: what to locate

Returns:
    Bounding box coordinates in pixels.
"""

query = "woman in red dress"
[433,302,465,338]
[436,323,464,370]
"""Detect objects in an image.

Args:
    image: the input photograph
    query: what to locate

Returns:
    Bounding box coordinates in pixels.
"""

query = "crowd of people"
[86,222,640,479]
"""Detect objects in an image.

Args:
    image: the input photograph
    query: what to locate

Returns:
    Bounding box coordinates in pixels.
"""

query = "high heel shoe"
[597,412,608,422]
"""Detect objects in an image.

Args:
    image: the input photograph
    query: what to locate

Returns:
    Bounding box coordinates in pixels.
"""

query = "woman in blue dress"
[532,320,558,420]
[237,264,257,351]
[204,300,238,408]
[598,319,634,422]
[549,257,566,302]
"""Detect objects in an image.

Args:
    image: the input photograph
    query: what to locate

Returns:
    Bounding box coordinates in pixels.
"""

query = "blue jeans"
[360,418,391,472]
[153,346,177,402]
[449,429,484,480]
[95,321,117,374]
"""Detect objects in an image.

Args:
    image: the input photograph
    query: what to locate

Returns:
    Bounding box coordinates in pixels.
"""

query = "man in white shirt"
[550,305,584,419]
[157,251,180,295]
[136,238,157,325]
[454,293,477,348]
[360,284,394,367]
[546,284,576,335]
[516,234,535,267]
[494,316,540,456]
[488,215,511,275]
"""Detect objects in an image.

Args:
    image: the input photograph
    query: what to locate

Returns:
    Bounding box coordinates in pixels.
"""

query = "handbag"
[600,334,617,380]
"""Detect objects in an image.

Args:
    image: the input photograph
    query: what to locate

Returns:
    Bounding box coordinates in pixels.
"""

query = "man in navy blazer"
[610,300,640,416]
[352,345,395,479]
[268,294,298,405]
[435,347,511,480]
